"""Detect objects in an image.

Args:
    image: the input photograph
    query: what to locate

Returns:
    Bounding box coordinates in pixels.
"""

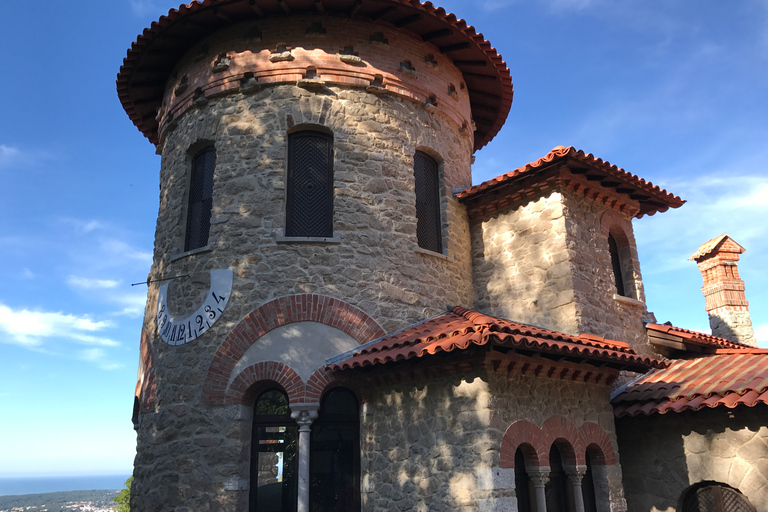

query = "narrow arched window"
[251,389,298,512]
[413,151,442,253]
[514,448,533,512]
[185,146,216,251]
[582,451,598,512]
[286,131,334,237]
[310,388,360,512]
[546,444,570,512]
[608,233,626,296]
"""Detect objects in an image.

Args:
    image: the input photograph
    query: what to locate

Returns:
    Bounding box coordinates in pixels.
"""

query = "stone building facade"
[118,1,766,512]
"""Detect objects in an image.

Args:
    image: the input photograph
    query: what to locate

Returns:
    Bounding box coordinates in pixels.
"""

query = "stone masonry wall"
[470,191,579,335]
[561,192,652,358]
[132,18,477,510]
[709,308,757,347]
[361,367,625,512]
[616,407,768,512]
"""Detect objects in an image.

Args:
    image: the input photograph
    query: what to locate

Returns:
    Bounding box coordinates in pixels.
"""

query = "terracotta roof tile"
[689,233,745,261]
[646,323,749,350]
[117,0,513,150]
[329,306,664,372]
[612,350,768,417]
[456,145,684,218]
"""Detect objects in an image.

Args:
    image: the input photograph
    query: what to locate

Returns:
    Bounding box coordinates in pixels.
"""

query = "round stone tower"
[118,1,512,510]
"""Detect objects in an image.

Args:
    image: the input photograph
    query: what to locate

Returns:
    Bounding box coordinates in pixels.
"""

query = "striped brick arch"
[500,417,616,468]
[203,294,385,406]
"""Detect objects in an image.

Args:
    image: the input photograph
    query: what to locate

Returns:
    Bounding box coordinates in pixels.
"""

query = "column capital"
[528,467,551,487]
[290,403,319,430]
[565,465,588,482]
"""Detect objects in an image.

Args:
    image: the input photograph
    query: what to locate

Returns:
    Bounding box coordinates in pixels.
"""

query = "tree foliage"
[113,476,132,512]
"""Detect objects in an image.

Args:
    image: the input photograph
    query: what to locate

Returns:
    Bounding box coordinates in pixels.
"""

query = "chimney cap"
[689,233,745,261]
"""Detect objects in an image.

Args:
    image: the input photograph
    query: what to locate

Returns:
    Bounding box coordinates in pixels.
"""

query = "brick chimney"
[689,234,756,346]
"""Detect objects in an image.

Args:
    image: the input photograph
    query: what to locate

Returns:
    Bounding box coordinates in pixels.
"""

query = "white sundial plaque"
[156,268,233,345]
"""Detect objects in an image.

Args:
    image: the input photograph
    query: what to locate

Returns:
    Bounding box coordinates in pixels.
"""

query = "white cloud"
[78,348,123,371]
[20,268,35,280]
[0,304,117,348]
[112,293,148,318]
[0,145,20,166]
[101,239,153,264]
[67,276,121,290]
[754,323,768,348]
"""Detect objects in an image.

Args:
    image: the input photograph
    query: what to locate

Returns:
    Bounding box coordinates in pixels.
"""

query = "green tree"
[114,476,132,512]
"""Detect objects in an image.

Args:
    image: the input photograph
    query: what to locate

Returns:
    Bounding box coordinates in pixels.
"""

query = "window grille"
[184,147,216,251]
[682,483,756,512]
[286,131,334,237]
[414,151,442,253]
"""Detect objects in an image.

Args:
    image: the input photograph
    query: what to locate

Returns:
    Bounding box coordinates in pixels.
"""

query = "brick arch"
[203,294,384,406]
[600,209,634,247]
[500,420,545,468]
[225,361,304,406]
[541,416,580,466]
[306,367,367,406]
[576,422,617,465]
[135,329,156,418]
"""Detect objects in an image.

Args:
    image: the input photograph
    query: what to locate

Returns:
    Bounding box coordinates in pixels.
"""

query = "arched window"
[413,151,442,253]
[582,451,598,512]
[251,389,298,512]
[185,146,216,251]
[546,444,570,512]
[310,388,360,512]
[286,130,334,238]
[608,233,626,296]
[681,482,756,512]
[514,447,533,512]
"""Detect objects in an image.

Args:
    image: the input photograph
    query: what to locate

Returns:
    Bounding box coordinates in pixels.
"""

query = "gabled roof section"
[117,0,513,150]
[647,323,750,352]
[612,350,768,417]
[457,145,685,218]
[689,233,745,261]
[329,306,665,372]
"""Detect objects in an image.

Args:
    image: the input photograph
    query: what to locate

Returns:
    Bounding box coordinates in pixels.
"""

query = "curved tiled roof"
[330,306,665,371]
[457,145,685,218]
[646,323,749,350]
[689,233,744,261]
[612,349,768,417]
[117,0,513,150]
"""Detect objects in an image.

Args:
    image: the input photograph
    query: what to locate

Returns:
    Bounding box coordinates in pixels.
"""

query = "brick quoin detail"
[500,417,616,468]
[203,294,385,406]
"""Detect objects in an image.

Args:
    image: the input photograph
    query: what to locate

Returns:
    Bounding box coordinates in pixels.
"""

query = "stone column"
[566,466,588,512]
[529,467,550,512]
[291,405,319,512]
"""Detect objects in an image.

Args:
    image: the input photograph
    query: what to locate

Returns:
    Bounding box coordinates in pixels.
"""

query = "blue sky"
[0,0,766,479]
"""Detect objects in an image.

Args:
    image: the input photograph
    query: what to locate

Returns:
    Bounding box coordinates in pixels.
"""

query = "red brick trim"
[600,209,634,249]
[576,422,617,465]
[500,420,544,468]
[306,367,367,405]
[226,361,304,405]
[203,294,384,405]
[500,417,616,468]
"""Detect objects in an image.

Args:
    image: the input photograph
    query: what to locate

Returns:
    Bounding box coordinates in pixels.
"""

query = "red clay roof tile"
[646,323,749,350]
[117,0,513,150]
[329,306,664,372]
[612,350,768,417]
[456,145,684,218]
[689,233,745,261]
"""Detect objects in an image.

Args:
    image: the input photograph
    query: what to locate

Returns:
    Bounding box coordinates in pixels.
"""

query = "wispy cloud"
[67,276,121,290]
[754,323,768,348]
[0,304,118,348]
[100,239,153,264]
[0,145,20,167]
[58,218,104,234]
[78,348,124,371]
[20,268,35,280]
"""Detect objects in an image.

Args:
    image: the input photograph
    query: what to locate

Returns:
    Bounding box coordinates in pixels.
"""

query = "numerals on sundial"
[156,269,233,345]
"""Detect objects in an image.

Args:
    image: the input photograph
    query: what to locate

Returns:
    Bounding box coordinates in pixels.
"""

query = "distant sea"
[0,475,130,496]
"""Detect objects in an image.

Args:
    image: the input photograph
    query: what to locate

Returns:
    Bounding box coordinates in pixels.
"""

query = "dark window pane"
[256,390,289,416]
[545,445,569,512]
[608,234,626,296]
[582,452,598,512]
[185,147,216,251]
[310,389,359,512]
[286,132,333,237]
[414,151,442,253]
[514,449,532,512]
